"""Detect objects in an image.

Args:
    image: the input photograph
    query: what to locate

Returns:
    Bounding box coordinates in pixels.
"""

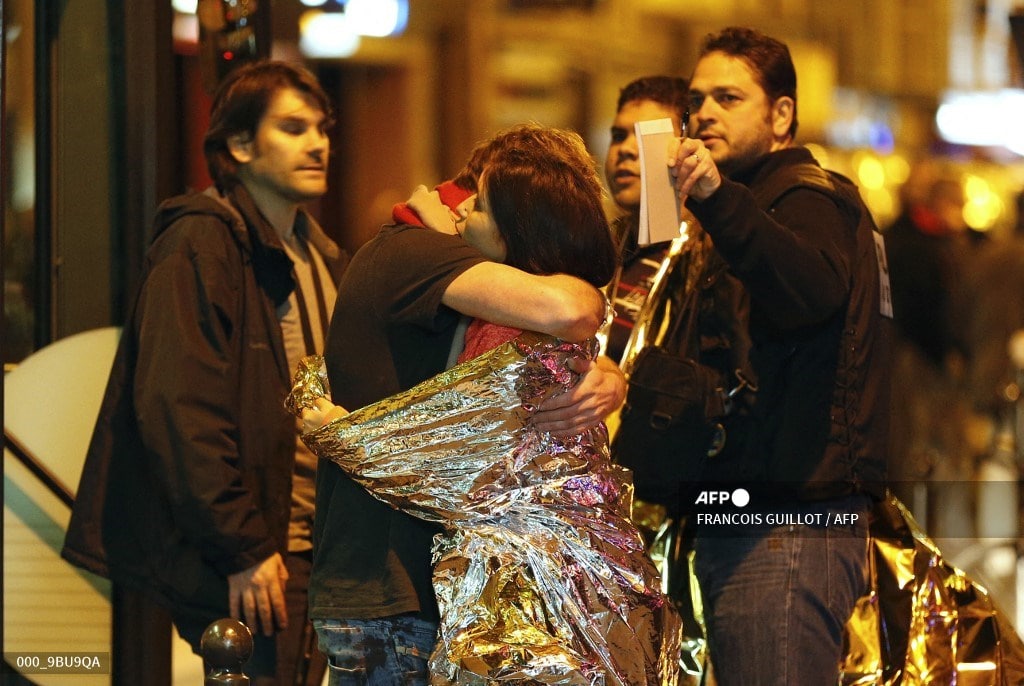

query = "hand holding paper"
[667,133,722,202]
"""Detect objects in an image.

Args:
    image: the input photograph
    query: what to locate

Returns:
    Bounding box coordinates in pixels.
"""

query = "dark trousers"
[171,551,327,685]
[277,551,328,686]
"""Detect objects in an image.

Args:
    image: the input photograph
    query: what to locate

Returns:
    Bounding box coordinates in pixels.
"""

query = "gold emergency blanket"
[840,494,1024,685]
[289,332,682,685]
[632,494,1024,686]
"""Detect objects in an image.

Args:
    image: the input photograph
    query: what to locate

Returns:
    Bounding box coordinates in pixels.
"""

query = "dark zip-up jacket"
[688,147,892,501]
[62,186,346,617]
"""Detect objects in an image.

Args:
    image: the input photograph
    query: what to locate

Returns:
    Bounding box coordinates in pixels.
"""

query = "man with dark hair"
[602,74,691,369]
[601,73,706,612]
[667,26,892,684]
[605,75,690,218]
[62,60,344,685]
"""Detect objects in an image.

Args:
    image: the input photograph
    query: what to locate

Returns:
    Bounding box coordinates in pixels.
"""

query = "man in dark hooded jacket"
[62,61,346,686]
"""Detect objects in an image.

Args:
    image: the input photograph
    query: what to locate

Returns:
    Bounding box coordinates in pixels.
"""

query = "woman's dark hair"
[203,60,333,191]
[700,27,799,138]
[480,125,616,288]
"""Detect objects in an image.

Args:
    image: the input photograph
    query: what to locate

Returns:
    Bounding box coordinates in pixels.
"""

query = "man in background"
[63,60,344,686]
[602,75,691,364]
[601,76,710,657]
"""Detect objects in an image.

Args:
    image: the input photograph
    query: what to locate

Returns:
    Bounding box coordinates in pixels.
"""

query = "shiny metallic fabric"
[289,332,682,685]
[840,494,1024,686]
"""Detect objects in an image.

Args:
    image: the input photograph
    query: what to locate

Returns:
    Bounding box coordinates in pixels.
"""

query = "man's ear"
[227,132,255,164]
[771,96,795,139]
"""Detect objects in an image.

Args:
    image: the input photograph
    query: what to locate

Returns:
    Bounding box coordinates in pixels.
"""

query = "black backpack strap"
[749,161,837,211]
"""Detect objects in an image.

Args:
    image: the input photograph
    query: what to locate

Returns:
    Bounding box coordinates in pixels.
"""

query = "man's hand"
[533,355,626,436]
[668,137,722,202]
[228,553,289,637]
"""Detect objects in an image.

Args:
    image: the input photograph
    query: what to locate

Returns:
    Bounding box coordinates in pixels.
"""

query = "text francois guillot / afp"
[694,511,862,526]
[691,489,862,527]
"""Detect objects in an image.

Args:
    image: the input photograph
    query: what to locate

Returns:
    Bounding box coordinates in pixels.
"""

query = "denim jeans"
[314,616,438,686]
[693,494,872,686]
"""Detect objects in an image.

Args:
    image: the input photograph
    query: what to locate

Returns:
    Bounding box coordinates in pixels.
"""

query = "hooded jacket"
[62,186,346,617]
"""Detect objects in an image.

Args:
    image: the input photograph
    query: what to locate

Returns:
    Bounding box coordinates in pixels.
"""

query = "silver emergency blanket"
[289,332,682,685]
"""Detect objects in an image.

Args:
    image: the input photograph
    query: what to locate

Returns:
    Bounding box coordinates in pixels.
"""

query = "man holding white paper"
[667,26,893,685]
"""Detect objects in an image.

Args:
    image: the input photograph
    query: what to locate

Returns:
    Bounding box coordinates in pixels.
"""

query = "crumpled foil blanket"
[840,494,1024,685]
[289,332,682,685]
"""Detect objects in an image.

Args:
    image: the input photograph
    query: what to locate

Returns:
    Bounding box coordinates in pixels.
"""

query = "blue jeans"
[314,616,438,686]
[693,494,872,686]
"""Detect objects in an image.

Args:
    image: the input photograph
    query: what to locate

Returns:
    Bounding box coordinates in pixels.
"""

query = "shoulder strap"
[749,161,836,211]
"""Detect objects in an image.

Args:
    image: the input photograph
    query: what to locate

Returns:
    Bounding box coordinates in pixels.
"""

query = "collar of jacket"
[202,184,299,307]
[203,184,341,259]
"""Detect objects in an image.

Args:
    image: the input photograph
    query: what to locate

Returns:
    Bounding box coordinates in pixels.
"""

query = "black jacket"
[688,147,892,500]
[62,186,346,617]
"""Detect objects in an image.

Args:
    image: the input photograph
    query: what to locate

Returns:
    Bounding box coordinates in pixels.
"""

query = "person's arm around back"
[444,264,622,435]
[442,263,604,343]
[408,183,604,341]
[533,354,626,435]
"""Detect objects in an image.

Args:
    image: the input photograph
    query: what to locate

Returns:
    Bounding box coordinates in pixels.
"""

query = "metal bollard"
[201,618,253,685]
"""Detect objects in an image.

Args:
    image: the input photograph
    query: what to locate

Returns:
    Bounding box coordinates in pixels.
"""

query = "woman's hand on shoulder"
[407,185,459,234]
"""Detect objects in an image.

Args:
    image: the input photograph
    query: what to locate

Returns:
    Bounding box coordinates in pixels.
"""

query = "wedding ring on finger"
[691,152,702,164]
